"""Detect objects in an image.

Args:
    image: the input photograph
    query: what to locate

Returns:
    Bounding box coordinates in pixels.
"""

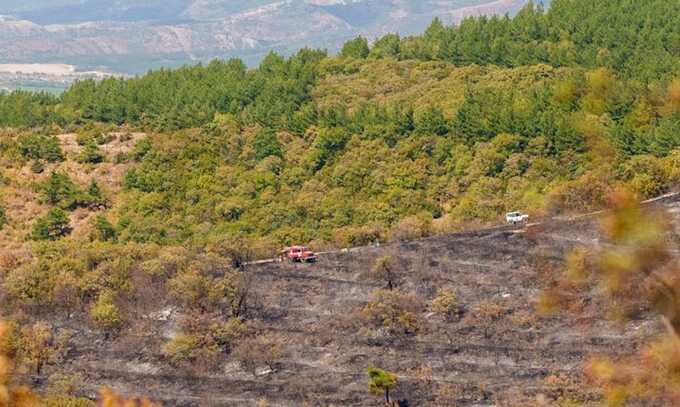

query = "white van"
[506,212,529,224]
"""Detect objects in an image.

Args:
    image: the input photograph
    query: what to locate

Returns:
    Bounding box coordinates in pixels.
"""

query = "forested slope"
[0,0,679,405]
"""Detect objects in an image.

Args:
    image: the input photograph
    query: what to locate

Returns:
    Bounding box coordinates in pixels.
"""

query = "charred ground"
[20,195,678,406]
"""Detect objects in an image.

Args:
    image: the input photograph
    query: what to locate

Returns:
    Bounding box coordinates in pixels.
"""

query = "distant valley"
[0,0,530,90]
[0,63,114,94]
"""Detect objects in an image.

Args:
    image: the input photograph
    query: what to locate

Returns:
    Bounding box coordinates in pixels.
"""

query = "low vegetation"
[30,208,71,241]
[430,288,460,321]
[232,333,287,376]
[367,367,398,405]
[359,289,424,343]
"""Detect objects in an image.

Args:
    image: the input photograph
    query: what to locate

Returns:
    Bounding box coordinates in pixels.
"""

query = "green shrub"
[167,269,212,308]
[333,224,384,247]
[430,288,459,321]
[549,171,613,213]
[162,316,244,367]
[3,242,149,310]
[131,138,152,161]
[83,181,107,208]
[620,155,670,199]
[162,333,201,364]
[113,151,129,164]
[16,321,57,375]
[76,142,105,164]
[168,267,238,312]
[91,215,117,242]
[0,205,6,230]
[252,128,282,161]
[40,171,80,209]
[3,263,56,306]
[18,134,64,162]
[76,129,115,146]
[31,208,71,241]
[369,33,401,59]
[217,199,245,221]
[75,132,95,146]
[367,367,398,404]
[360,289,424,337]
[90,292,123,331]
[341,36,370,59]
[388,214,431,242]
[40,173,105,210]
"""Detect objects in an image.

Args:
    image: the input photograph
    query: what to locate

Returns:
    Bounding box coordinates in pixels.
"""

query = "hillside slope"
[0,0,527,72]
[0,1,679,404]
[12,197,679,405]
[2,127,677,404]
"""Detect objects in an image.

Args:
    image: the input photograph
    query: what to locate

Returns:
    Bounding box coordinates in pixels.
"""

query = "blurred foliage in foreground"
[2,321,160,406]
[541,190,680,405]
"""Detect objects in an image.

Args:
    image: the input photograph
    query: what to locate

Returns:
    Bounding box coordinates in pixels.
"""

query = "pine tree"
[341,36,370,59]
[31,208,71,241]
[0,205,6,230]
[367,367,398,404]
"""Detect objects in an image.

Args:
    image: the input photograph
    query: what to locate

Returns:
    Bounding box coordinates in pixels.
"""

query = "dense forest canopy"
[0,0,678,130]
[0,0,678,249]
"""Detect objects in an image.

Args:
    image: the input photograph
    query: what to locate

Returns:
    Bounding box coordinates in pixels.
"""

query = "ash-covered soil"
[31,197,680,406]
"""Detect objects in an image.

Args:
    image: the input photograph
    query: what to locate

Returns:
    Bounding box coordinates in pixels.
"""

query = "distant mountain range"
[0,0,531,74]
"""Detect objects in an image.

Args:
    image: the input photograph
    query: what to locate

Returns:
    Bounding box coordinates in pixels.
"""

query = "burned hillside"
[4,195,674,406]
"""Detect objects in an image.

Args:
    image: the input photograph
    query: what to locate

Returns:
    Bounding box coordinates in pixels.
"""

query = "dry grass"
[0,131,146,247]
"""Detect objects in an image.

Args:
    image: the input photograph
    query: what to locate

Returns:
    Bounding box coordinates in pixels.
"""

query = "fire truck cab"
[281,246,317,263]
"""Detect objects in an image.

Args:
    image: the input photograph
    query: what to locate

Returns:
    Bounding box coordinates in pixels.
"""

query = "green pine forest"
[1,0,679,253]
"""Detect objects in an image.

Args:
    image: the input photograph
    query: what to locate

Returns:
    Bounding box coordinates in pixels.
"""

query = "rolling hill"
[0,0,530,73]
